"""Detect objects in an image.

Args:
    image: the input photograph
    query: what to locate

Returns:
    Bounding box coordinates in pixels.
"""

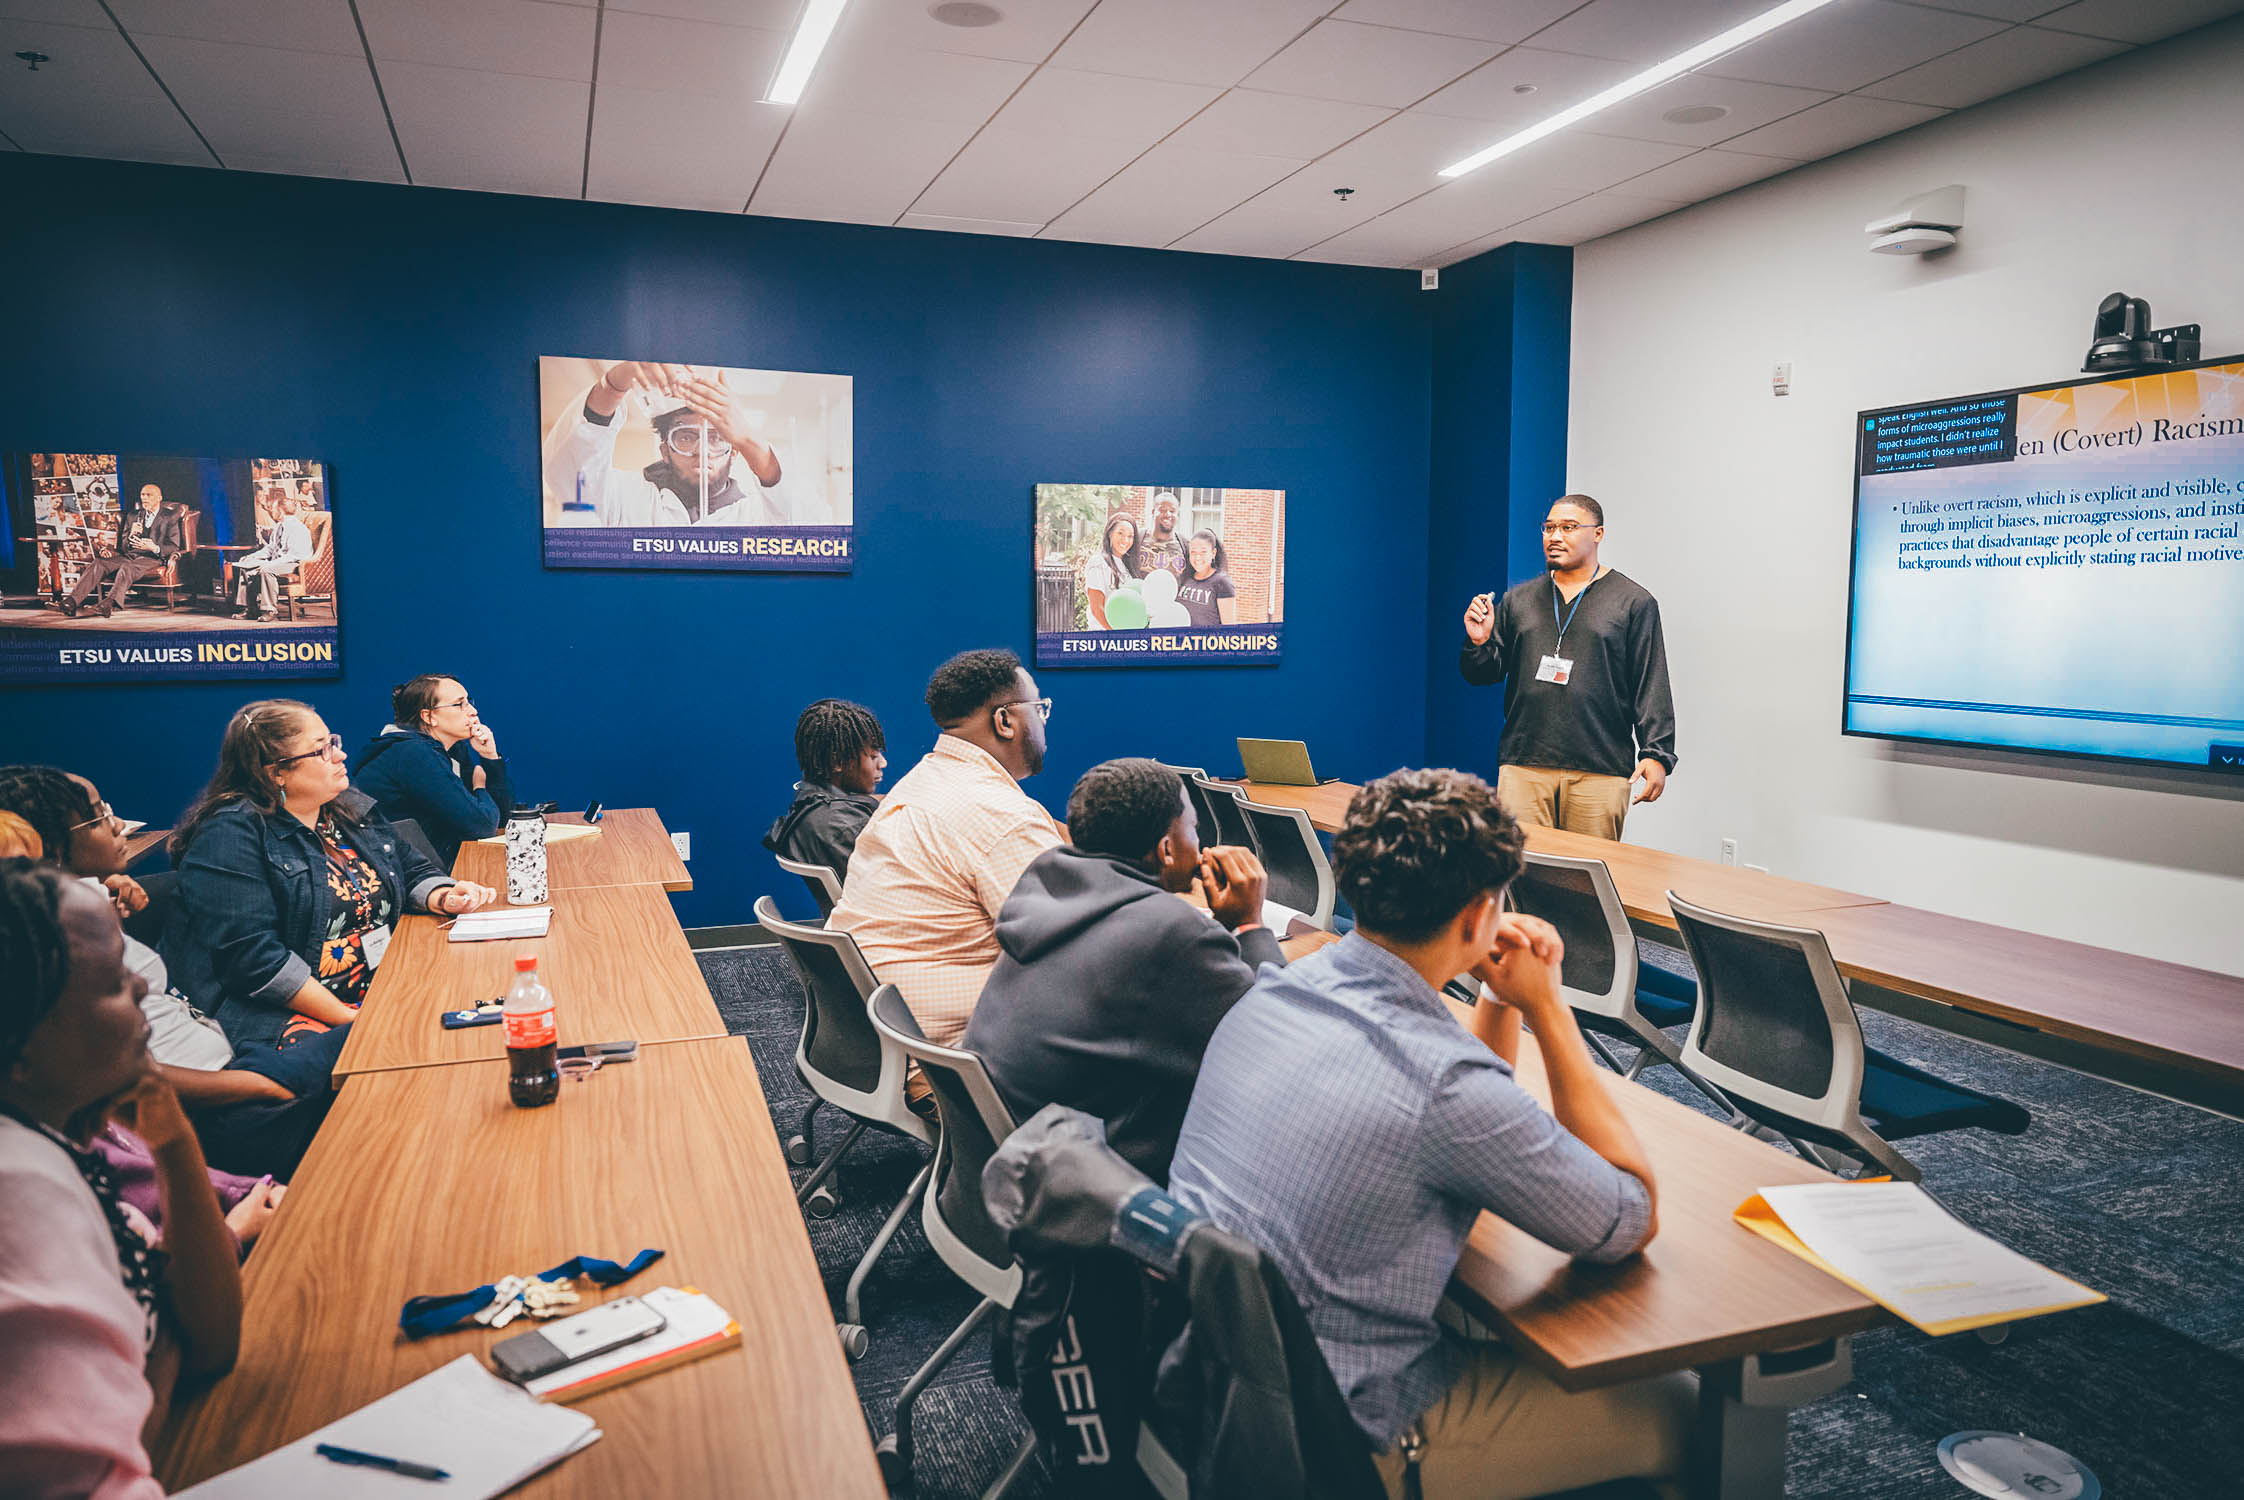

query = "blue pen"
[316,1443,451,1481]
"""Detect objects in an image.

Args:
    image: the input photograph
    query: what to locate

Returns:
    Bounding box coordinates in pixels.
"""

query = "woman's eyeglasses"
[70,799,121,833]
[269,734,345,769]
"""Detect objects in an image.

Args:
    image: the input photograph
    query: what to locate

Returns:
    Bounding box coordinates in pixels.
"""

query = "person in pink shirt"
[0,860,244,1499]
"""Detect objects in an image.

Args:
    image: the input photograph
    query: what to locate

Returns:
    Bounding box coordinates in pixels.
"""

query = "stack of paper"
[175,1355,599,1498]
[449,907,552,943]
[524,1285,740,1402]
[1736,1181,2104,1336]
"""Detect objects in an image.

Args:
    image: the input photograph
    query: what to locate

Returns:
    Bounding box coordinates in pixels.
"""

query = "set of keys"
[471,1274,582,1328]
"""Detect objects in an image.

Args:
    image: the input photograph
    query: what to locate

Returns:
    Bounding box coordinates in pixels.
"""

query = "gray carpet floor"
[698,938,2243,1499]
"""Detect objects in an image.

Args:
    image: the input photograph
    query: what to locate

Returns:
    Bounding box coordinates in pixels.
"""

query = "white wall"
[1567,18,2244,976]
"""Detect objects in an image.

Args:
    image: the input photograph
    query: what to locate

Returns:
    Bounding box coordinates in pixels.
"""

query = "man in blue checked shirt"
[1167,768,1693,1500]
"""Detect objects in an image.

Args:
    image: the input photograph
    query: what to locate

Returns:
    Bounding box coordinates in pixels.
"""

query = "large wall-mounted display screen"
[1845,357,2244,772]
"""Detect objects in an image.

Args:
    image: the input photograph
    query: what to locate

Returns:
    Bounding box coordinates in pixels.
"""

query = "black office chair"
[1234,794,1337,931]
[773,852,842,916]
[121,869,177,951]
[1668,892,2029,1182]
[1505,853,1733,1115]
[1187,775,1260,856]
[388,816,446,871]
[755,898,933,1359]
[865,984,1034,1494]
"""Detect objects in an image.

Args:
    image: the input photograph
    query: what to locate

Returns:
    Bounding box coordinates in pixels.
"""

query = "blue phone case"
[441,1008,504,1029]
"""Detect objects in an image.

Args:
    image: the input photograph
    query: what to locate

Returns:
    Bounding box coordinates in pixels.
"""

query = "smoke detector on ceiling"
[929,1,1003,25]
[1661,104,1730,126]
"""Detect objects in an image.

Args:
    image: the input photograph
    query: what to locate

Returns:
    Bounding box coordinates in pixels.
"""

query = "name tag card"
[1536,653,1572,685]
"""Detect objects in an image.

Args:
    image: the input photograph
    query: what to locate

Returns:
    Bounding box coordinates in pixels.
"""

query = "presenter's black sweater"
[1459,568,1678,779]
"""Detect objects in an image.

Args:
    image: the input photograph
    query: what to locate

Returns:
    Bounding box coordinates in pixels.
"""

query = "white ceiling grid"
[0,0,2236,266]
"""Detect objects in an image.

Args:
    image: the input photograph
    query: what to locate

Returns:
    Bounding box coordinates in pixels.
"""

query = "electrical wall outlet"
[671,831,690,861]
[1719,837,1739,866]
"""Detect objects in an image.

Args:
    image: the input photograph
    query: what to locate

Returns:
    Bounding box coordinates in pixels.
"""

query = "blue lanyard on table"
[1551,580,1589,655]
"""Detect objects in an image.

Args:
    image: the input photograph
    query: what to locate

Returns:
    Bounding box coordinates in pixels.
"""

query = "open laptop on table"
[1236,738,1339,787]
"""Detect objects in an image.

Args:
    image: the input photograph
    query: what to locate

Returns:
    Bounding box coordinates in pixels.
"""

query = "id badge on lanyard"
[1543,581,1587,688]
[362,923,393,970]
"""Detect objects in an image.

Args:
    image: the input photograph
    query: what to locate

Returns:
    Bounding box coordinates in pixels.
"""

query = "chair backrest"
[1188,776,1259,856]
[753,897,912,1130]
[388,817,445,871]
[1667,892,1868,1132]
[1234,796,1335,930]
[299,511,335,593]
[866,984,1023,1305]
[773,852,841,915]
[121,869,177,950]
[1505,852,1635,1018]
[1154,762,1205,781]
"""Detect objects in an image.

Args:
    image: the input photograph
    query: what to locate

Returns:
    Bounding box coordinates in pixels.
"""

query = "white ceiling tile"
[1041,142,1301,244]
[1705,0,2008,92]
[1526,0,1777,62]
[2034,0,2244,42]
[598,9,787,99]
[586,84,789,211]
[833,0,1101,64]
[1165,89,1391,157]
[896,212,1043,235]
[104,0,362,54]
[1587,73,1831,147]
[1415,46,1637,124]
[1859,22,2126,106]
[987,67,1219,146]
[228,150,407,183]
[749,105,980,223]
[911,123,1147,222]
[1329,0,1585,44]
[1286,107,1512,214]
[1719,92,1947,158]
[130,34,397,169]
[0,1,106,24]
[1495,190,1683,245]
[1049,0,1335,87]
[799,41,1032,124]
[0,17,210,159]
[1171,197,1364,260]
[1426,225,1519,264]
[1907,0,2070,18]
[604,0,800,24]
[1301,174,1580,260]
[377,59,588,196]
[1241,19,1501,108]
[1363,127,1688,245]
[358,0,596,82]
[1607,145,1793,198]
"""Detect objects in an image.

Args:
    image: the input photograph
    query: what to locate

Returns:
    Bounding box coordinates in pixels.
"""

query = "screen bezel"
[1840,351,2244,773]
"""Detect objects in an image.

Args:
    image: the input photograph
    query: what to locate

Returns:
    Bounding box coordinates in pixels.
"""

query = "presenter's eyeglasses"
[269,734,345,769]
[663,427,733,457]
[1541,521,1597,537]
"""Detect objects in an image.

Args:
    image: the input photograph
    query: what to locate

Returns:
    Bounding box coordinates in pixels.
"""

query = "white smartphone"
[490,1295,666,1384]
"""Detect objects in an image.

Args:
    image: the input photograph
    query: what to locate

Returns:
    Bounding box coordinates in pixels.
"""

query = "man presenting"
[1460,495,1675,839]
[62,484,183,618]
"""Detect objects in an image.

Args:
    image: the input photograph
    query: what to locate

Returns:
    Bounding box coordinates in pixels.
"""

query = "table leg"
[1690,1337,1853,1499]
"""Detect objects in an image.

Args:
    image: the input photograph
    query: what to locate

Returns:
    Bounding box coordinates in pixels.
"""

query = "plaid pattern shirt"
[1168,933,1653,1446]
[829,736,1062,1046]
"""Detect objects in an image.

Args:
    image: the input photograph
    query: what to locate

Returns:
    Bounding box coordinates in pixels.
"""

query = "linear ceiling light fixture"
[1438,0,1842,178]
[766,0,851,105]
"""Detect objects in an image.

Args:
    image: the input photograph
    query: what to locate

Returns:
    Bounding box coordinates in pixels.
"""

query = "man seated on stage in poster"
[543,360,829,528]
[230,491,314,621]
[60,483,184,618]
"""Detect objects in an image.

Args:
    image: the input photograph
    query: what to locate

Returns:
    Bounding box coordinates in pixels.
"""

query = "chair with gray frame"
[1667,892,2029,1182]
[1234,793,1338,931]
[773,851,842,916]
[1187,774,1261,856]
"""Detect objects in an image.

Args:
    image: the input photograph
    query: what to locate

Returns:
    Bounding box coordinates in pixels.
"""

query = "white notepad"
[174,1354,600,1498]
[448,907,552,943]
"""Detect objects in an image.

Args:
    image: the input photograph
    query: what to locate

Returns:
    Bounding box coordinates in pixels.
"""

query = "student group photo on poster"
[0,451,339,685]
[1034,483,1285,667]
[539,355,854,572]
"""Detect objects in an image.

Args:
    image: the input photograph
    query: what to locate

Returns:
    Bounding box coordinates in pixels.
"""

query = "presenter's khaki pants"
[1374,1310,1694,1500]
[1497,764,1632,840]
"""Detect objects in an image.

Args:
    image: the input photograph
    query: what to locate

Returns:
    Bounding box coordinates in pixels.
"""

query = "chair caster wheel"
[875,1434,909,1488]
[837,1323,869,1361]
[785,1134,813,1166]
[1976,1323,2009,1345]
[806,1184,840,1219]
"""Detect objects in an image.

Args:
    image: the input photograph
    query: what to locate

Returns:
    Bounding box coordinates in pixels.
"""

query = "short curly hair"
[925,648,1024,726]
[794,698,885,783]
[1068,759,1186,861]
[1333,769,1524,942]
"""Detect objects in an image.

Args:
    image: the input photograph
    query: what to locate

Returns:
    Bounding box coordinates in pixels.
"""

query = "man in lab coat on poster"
[543,360,830,528]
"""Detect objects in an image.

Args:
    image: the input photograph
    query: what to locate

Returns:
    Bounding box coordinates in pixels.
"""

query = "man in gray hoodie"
[963,758,1282,1182]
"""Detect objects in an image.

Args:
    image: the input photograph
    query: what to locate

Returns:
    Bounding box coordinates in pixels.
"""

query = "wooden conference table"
[451,807,693,893]
[1246,779,2244,1117]
[158,808,885,1495]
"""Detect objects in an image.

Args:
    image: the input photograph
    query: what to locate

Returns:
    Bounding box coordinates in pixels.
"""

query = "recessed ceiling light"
[1440,0,1841,178]
[766,0,851,105]
[1662,104,1730,125]
[930,1,1003,25]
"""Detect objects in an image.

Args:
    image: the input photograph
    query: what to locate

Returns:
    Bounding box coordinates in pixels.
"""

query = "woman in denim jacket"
[167,700,496,1064]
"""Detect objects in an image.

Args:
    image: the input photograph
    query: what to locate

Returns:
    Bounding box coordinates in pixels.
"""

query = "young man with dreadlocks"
[763,698,888,882]
[0,859,244,1497]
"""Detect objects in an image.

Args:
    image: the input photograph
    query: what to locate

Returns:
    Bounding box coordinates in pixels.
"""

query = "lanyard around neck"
[1551,577,1592,654]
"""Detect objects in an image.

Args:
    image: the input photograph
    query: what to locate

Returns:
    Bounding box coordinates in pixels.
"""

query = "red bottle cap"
[514,955,538,972]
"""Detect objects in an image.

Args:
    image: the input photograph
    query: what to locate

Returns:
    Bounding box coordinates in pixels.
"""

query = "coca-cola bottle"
[504,954,559,1108]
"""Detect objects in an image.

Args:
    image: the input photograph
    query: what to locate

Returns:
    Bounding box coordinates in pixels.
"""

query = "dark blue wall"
[0,153,1441,925]
[1422,244,1573,772]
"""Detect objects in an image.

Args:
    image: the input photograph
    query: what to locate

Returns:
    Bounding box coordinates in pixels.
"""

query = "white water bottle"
[504,807,548,905]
